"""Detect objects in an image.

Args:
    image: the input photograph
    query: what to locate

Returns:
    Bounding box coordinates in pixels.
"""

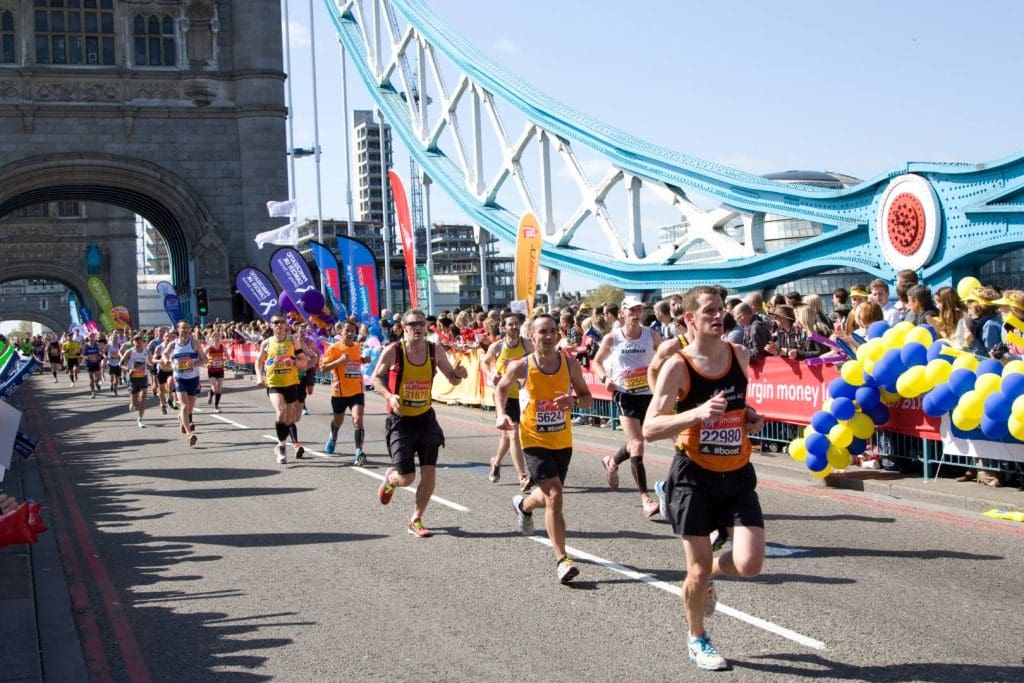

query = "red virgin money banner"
[746,358,940,440]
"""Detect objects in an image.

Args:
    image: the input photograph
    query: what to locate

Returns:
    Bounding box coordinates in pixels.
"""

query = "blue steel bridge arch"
[324,0,1024,292]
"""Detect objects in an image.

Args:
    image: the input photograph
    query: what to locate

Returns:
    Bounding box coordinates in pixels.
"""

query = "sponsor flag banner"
[746,358,940,440]
[156,281,176,298]
[309,240,345,315]
[269,247,333,335]
[68,292,81,326]
[235,267,282,322]
[388,169,418,308]
[266,199,296,218]
[79,304,92,323]
[0,400,21,479]
[14,432,39,460]
[514,213,543,315]
[336,235,380,325]
[0,359,42,400]
[163,294,183,325]
[255,221,299,249]
[86,276,116,332]
[415,264,429,310]
[109,305,131,330]
[941,415,1024,464]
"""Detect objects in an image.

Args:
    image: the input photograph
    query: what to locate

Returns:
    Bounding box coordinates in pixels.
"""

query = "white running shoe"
[688,634,727,671]
[556,557,579,584]
[275,444,287,464]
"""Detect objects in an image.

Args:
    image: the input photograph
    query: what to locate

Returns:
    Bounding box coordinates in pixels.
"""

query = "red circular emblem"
[886,193,926,256]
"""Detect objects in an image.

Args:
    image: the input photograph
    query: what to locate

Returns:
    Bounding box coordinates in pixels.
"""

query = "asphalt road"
[21,373,1024,682]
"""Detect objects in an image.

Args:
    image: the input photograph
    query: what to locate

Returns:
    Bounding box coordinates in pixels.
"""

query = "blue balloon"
[867,320,890,340]
[873,349,906,388]
[976,358,1004,377]
[828,378,857,401]
[805,451,829,472]
[984,392,1013,421]
[855,385,881,412]
[926,340,950,363]
[928,383,958,414]
[981,415,1009,440]
[899,342,928,368]
[805,432,831,459]
[1001,373,1024,399]
[810,412,838,436]
[947,368,977,397]
[848,437,867,455]
[866,403,890,426]
[831,397,857,421]
[921,392,942,418]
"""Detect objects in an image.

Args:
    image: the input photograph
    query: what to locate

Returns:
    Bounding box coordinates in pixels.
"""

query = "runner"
[494,313,592,583]
[121,334,152,428]
[289,333,319,454]
[643,285,766,672]
[204,331,228,413]
[81,332,104,398]
[256,314,303,464]
[104,335,122,397]
[31,335,45,372]
[371,308,469,538]
[591,296,663,517]
[61,333,81,387]
[46,334,63,383]
[147,327,164,399]
[320,319,369,464]
[482,312,534,490]
[167,321,207,447]
[153,330,177,414]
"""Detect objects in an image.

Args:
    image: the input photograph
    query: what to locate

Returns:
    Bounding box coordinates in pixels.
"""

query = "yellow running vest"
[519,353,573,451]
[394,341,434,416]
[495,337,527,399]
[265,337,299,387]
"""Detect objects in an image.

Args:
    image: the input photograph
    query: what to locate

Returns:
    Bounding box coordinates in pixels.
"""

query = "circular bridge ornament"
[876,174,941,271]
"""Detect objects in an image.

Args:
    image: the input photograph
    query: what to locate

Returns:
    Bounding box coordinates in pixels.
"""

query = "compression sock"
[630,456,648,492]
[613,444,630,466]
[214,393,221,408]
[275,422,289,441]
[354,427,365,450]
[289,424,298,443]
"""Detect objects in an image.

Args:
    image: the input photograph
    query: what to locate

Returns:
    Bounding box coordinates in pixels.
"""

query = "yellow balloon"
[952,406,981,431]
[849,412,875,439]
[882,326,908,349]
[1012,395,1024,419]
[958,390,985,421]
[957,276,982,300]
[896,366,930,398]
[829,423,854,448]
[803,425,817,439]
[924,358,953,386]
[905,327,934,347]
[826,446,853,470]
[974,373,1002,396]
[811,464,833,479]
[821,398,833,413]
[1009,414,1024,441]
[879,388,901,405]
[952,354,979,372]
[1003,360,1024,376]
[862,358,876,377]
[856,338,886,363]
[789,438,808,462]
[840,360,865,386]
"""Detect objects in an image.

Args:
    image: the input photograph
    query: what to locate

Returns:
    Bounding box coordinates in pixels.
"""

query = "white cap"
[621,295,644,309]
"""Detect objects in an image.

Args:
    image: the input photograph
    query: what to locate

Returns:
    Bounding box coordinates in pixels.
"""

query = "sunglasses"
[271,320,286,325]
[404,321,426,328]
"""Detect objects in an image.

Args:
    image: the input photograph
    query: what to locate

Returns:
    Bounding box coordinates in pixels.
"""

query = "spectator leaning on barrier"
[733,303,770,363]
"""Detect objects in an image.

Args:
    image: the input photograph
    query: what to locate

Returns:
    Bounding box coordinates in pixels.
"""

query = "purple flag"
[269,247,333,335]
[235,267,282,322]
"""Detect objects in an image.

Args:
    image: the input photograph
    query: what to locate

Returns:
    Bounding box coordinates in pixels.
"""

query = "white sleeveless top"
[607,326,654,395]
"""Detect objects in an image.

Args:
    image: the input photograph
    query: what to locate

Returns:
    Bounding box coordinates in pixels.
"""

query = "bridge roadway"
[17,373,1024,681]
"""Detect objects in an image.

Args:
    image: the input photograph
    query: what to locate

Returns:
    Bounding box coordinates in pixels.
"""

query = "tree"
[583,284,625,310]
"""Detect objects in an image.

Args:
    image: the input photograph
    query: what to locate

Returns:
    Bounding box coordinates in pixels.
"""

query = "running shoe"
[519,475,534,493]
[512,494,534,535]
[378,469,396,505]
[654,480,669,522]
[302,407,309,416]
[294,445,306,459]
[601,455,619,489]
[488,457,501,483]
[556,556,579,584]
[705,581,718,618]
[213,408,221,414]
[275,444,287,464]
[161,404,168,414]
[324,436,336,455]
[710,529,729,553]
[687,634,727,671]
[642,496,660,518]
[407,518,433,538]
[188,433,198,447]
[90,391,95,399]
[137,419,146,428]
[353,449,366,467]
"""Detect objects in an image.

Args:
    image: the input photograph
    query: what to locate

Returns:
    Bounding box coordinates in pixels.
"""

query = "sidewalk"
[0,448,86,682]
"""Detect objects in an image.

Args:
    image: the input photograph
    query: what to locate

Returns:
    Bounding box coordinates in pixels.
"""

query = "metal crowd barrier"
[572,398,619,430]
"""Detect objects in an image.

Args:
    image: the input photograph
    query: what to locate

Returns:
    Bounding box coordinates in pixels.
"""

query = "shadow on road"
[732,652,1024,681]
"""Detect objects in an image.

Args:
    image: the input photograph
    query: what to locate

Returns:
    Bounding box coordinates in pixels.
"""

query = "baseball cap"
[850,286,869,298]
[621,295,644,309]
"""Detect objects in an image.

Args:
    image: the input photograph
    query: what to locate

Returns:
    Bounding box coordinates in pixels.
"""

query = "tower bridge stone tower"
[0,0,287,323]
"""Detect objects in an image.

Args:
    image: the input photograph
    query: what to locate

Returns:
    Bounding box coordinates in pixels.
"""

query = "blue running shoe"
[654,480,669,522]
[353,448,366,467]
[324,436,336,455]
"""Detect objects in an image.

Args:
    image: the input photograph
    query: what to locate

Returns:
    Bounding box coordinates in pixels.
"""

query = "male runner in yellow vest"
[495,313,592,584]
[643,286,766,672]
[256,315,303,464]
[482,312,533,489]
[371,308,469,537]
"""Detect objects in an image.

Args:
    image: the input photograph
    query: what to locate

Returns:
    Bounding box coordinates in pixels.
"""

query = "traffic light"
[196,288,209,316]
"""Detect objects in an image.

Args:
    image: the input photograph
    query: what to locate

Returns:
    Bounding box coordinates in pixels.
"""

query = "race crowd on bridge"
[3,268,1024,671]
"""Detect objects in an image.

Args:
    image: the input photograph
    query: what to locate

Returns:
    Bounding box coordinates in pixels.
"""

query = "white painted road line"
[210,414,252,430]
[530,537,827,651]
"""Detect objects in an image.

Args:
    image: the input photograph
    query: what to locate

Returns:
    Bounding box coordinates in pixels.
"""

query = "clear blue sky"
[284,0,1024,288]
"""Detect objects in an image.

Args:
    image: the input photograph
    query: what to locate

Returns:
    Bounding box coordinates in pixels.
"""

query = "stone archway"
[0,310,67,334]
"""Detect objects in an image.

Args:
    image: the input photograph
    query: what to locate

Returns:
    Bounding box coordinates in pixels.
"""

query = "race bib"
[699,412,743,456]
[535,399,567,433]
[344,361,362,378]
[401,380,431,408]
[175,357,195,373]
[621,366,649,393]
[209,359,224,370]
[130,363,146,379]
[270,354,294,373]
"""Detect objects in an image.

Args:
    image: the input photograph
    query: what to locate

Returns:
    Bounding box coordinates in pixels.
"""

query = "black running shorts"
[613,390,653,421]
[331,394,365,414]
[385,409,445,475]
[503,396,521,424]
[663,454,764,537]
[266,384,300,403]
[523,446,572,484]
